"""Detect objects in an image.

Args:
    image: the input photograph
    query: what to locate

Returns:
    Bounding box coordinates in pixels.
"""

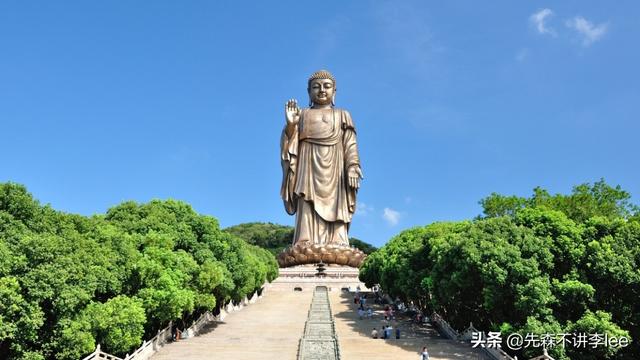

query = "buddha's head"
[307,70,336,107]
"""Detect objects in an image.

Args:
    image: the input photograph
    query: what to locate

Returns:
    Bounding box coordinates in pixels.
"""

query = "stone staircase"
[150,288,312,360]
[149,282,490,360]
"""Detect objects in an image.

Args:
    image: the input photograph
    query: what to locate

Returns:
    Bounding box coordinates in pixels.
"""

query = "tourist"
[367,307,373,319]
[420,346,430,360]
[382,325,387,339]
[371,328,378,339]
[358,307,365,320]
[395,327,400,339]
[171,324,182,341]
[386,324,393,339]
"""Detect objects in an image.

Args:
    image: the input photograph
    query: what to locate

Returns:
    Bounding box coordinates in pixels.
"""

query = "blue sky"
[1,1,638,247]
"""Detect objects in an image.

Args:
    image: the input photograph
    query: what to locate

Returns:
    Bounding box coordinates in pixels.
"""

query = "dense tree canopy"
[360,180,638,360]
[224,222,377,255]
[479,179,639,222]
[0,183,278,360]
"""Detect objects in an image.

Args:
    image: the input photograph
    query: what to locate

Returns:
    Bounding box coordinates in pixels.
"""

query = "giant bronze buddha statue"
[278,70,366,268]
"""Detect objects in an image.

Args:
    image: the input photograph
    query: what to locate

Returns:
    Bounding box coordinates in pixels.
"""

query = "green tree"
[0,184,279,359]
[565,311,630,360]
[0,276,45,359]
[478,193,528,218]
[60,296,146,358]
[480,179,638,222]
[363,180,639,359]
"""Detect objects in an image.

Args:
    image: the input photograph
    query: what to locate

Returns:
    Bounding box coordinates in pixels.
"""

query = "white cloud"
[566,16,608,46]
[356,202,374,216]
[383,207,401,226]
[530,8,556,36]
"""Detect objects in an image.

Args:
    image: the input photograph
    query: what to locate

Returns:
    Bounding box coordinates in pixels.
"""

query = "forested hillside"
[0,183,278,360]
[224,222,377,255]
[360,180,639,360]
[224,222,293,255]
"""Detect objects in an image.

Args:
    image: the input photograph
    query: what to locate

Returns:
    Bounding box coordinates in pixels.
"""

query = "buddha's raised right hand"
[285,99,301,127]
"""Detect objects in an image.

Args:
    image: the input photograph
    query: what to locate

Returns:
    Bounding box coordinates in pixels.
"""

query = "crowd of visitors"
[356,292,406,341]
[354,289,432,358]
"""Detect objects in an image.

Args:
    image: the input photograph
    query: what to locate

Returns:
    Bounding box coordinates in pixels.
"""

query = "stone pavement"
[298,286,340,360]
[150,289,312,360]
[330,291,489,360]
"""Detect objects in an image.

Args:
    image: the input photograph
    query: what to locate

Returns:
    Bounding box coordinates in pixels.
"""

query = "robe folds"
[280,108,360,246]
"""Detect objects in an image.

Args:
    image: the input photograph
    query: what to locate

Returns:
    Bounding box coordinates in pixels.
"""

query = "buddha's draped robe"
[280,108,360,246]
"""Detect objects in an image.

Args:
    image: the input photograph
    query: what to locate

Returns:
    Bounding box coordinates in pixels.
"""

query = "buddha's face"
[308,78,335,106]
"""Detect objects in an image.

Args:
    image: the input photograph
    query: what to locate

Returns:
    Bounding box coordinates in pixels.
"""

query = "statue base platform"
[269,264,368,292]
[277,243,367,268]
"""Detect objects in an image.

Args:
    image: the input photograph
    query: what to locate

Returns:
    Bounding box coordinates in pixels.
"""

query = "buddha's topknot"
[308,70,336,88]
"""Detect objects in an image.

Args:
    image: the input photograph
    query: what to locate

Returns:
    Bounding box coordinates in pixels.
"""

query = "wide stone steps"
[150,283,488,360]
[150,289,312,360]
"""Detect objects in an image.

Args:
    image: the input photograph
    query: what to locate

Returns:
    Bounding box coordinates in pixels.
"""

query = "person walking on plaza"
[395,326,400,339]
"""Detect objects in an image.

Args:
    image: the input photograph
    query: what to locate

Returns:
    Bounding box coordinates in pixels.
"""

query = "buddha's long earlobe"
[331,94,336,107]
[309,100,313,107]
